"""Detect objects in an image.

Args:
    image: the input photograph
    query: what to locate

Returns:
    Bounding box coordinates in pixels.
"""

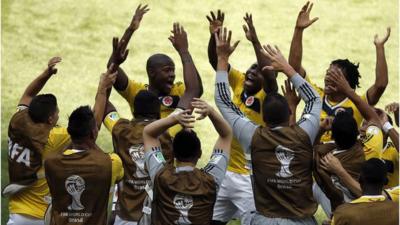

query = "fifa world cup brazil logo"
[275,145,295,178]
[65,175,85,210]
[129,145,147,178]
[173,194,193,225]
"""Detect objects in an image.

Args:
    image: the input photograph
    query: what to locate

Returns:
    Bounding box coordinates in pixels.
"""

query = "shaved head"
[146,53,174,74]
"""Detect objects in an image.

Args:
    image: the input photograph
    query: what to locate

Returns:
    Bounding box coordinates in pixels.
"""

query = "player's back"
[152,164,217,225]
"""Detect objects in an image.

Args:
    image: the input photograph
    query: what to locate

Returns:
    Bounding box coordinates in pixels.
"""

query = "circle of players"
[4,2,399,225]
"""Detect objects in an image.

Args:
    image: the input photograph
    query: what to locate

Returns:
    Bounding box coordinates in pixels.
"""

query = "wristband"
[382,121,394,134]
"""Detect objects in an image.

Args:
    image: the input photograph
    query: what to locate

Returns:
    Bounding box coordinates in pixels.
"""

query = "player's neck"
[327,93,347,103]
[176,161,196,168]
[362,186,383,196]
[71,140,96,151]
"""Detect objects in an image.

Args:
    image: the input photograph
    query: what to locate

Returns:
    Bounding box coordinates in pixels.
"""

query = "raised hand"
[111,37,129,67]
[215,27,240,59]
[99,65,118,91]
[169,22,189,53]
[385,102,399,115]
[243,13,258,43]
[47,57,62,75]
[296,1,318,29]
[320,153,344,175]
[173,109,196,128]
[129,4,150,31]
[326,68,353,95]
[260,45,295,76]
[206,10,224,34]
[281,79,300,108]
[374,27,391,47]
[192,98,213,120]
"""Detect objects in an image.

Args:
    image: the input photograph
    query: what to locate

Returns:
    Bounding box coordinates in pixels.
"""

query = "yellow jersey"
[361,125,383,160]
[385,186,399,203]
[9,126,70,219]
[118,79,185,136]
[305,75,367,143]
[228,68,266,175]
[382,142,399,188]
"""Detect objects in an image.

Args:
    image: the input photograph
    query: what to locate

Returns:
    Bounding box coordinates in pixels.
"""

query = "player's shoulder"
[109,153,123,166]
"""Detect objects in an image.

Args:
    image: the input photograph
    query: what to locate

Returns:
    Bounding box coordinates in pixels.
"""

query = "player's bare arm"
[377,108,399,151]
[93,66,117,130]
[207,10,225,71]
[18,56,61,106]
[320,153,362,197]
[327,68,381,127]
[108,4,149,91]
[143,109,194,151]
[243,12,278,93]
[367,27,390,105]
[281,79,300,126]
[385,102,399,126]
[192,98,232,153]
[169,22,204,109]
[288,1,318,77]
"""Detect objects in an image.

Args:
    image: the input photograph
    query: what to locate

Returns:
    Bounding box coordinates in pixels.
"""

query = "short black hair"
[360,158,388,186]
[331,111,359,149]
[173,129,201,162]
[331,59,361,89]
[146,53,173,74]
[67,106,95,141]
[133,90,160,119]
[28,94,58,123]
[262,93,290,126]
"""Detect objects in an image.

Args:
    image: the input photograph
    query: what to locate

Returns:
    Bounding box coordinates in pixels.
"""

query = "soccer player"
[206,10,277,225]
[214,27,322,225]
[109,4,203,125]
[289,1,390,142]
[4,57,71,225]
[331,159,399,225]
[44,68,124,225]
[143,98,232,225]
[103,90,174,225]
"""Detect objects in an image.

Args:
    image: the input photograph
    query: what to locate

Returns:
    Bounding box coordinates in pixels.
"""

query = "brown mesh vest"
[250,125,317,218]
[152,165,217,225]
[314,142,365,211]
[333,200,399,225]
[7,109,52,186]
[111,118,173,221]
[44,146,112,225]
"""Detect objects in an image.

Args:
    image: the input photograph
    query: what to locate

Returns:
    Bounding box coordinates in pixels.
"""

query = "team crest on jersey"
[65,175,85,210]
[334,107,347,115]
[173,194,193,224]
[245,96,255,107]
[129,145,147,178]
[162,96,174,107]
[275,145,295,178]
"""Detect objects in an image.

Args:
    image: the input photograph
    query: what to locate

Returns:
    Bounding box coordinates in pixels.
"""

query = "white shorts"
[251,213,317,225]
[7,214,44,225]
[212,170,256,225]
[113,215,138,225]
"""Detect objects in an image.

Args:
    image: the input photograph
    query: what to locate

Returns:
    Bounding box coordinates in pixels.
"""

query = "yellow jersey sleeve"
[170,81,185,96]
[386,186,399,203]
[103,111,121,132]
[117,79,146,109]
[228,67,245,91]
[110,153,124,186]
[361,125,383,160]
[43,127,71,157]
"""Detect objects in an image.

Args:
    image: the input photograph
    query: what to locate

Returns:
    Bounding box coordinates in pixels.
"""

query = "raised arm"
[93,67,117,130]
[169,23,203,109]
[243,13,278,93]
[261,45,322,143]
[213,28,258,154]
[386,102,399,127]
[377,108,399,151]
[367,27,390,105]
[288,2,318,77]
[206,10,225,71]
[108,4,149,91]
[19,57,61,106]
[328,68,381,126]
[281,79,301,126]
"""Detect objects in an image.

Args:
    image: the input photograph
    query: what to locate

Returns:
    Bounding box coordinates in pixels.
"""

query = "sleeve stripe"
[217,83,244,116]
